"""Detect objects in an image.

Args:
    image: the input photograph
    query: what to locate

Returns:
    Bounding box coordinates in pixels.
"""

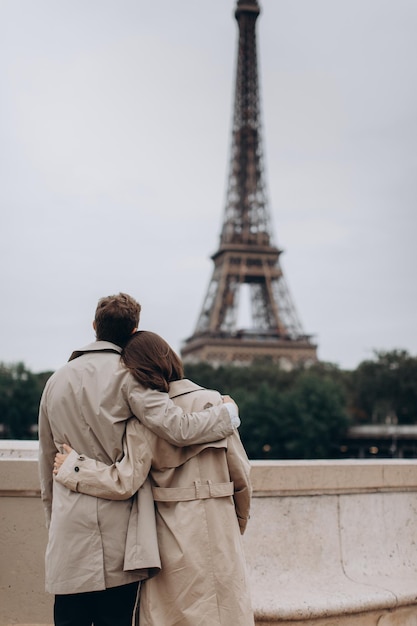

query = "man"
[38,293,239,626]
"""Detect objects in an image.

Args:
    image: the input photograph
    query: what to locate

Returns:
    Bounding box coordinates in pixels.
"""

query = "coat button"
[74,466,80,472]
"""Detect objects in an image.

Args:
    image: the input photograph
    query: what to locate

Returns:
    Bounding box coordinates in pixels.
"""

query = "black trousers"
[54,581,139,626]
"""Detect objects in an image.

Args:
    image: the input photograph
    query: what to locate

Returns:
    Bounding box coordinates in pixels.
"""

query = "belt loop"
[194,480,201,498]
[207,479,213,497]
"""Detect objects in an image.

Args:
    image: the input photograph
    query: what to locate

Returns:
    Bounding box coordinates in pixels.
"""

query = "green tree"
[0,362,52,438]
[235,383,285,459]
[279,373,349,458]
[184,361,296,396]
[236,373,349,459]
[184,363,349,459]
[350,350,417,424]
[3,349,416,452]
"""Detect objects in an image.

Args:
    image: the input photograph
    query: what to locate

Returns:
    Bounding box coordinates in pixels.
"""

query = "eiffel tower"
[181,0,317,368]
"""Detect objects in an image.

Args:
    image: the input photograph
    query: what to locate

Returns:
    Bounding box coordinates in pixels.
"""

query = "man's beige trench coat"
[56,379,254,625]
[38,342,235,595]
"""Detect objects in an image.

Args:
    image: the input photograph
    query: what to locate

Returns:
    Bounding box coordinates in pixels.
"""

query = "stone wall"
[245,461,417,625]
[1,442,417,626]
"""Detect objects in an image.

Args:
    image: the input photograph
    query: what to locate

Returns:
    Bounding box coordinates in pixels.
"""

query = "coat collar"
[168,379,204,399]
[68,341,122,362]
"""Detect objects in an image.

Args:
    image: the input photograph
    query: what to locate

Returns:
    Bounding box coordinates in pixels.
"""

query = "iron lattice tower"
[181,0,317,367]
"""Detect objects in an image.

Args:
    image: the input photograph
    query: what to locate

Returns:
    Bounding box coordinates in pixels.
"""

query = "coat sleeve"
[226,431,252,535]
[54,419,152,500]
[38,383,57,528]
[126,379,236,446]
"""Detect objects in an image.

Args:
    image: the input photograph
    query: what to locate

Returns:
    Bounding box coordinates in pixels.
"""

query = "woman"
[54,330,254,625]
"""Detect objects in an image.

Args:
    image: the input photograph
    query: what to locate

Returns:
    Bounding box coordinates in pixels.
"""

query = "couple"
[38,293,254,626]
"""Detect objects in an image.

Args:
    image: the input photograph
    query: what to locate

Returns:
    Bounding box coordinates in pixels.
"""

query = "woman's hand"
[53,443,73,475]
[222,394,237,407]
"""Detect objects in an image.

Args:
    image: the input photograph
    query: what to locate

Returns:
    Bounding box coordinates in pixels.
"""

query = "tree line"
[1,349,416,458]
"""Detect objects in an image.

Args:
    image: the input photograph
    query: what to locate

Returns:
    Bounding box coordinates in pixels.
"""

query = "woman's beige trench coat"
[38,342,236,595]
[56,379,254,625]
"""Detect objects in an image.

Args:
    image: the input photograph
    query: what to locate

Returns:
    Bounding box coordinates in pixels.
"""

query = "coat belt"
[152,480,234,502]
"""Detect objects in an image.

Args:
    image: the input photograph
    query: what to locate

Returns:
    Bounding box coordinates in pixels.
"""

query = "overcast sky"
[1,0,416,374]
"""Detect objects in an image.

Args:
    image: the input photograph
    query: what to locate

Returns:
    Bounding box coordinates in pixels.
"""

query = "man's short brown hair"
[94,293,141,347]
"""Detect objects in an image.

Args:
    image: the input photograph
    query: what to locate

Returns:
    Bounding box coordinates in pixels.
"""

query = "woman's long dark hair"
[121,331,184,393]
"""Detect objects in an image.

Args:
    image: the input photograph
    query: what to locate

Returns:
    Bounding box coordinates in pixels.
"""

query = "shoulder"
[169,379,223,410]
[41,362,70,391]
[169,378,221,401]
[168,379,203,397]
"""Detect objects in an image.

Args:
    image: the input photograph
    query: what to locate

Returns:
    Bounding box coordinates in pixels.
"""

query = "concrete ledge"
[1,442,417,625]
[250,458,417,495]
[243,461,417,624]
[243,493,417,624]
[0,460,41,496]
[0,440,38,459]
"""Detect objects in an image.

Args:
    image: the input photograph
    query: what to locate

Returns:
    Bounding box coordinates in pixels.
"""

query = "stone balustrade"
[1,441,417,626]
